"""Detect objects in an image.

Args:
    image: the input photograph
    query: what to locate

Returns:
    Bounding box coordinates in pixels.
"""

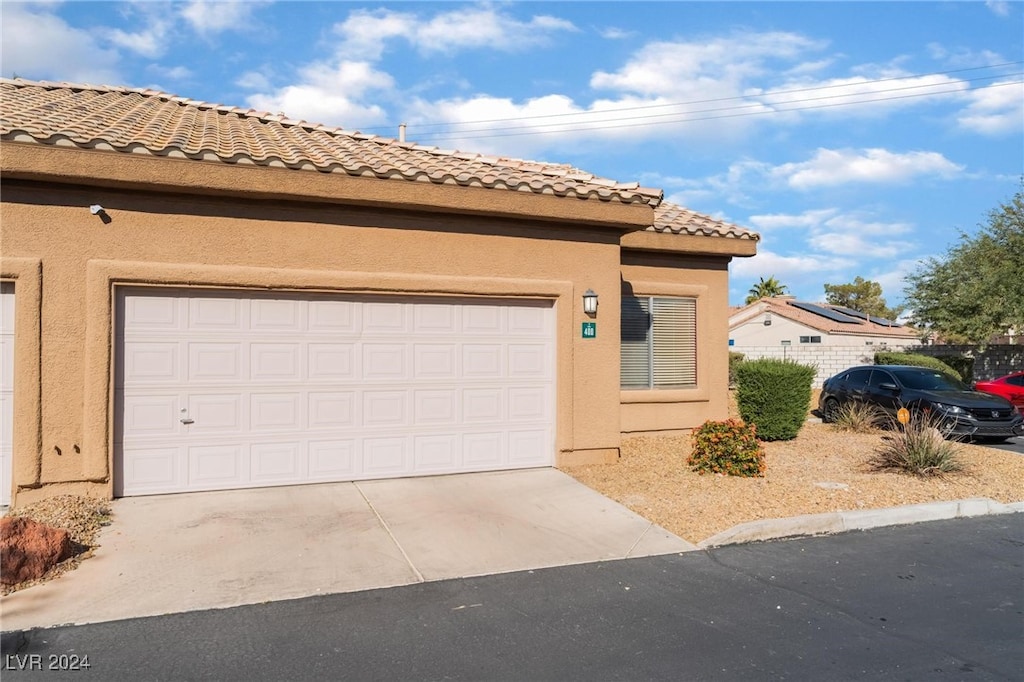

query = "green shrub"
[873,351,963,380]
[728,352,745,386]
[688,419,766,477]
[734,359,816,441]
[869,412,964,476]
[935,355,974,384]
[831,401,885,432]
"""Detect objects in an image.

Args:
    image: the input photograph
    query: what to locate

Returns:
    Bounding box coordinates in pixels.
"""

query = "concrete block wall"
[732,343,1024,387]
[908,344,1024,382]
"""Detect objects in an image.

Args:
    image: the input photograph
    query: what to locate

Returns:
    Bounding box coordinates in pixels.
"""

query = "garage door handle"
[180,417,194,424]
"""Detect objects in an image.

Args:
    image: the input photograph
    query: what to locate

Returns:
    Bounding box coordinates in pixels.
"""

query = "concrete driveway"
[0,469,694,631]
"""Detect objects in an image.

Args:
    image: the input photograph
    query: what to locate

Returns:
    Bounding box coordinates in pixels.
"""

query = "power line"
[412,79,1023,143]
[406,72,1022,141]
[368,60,1023,134]
[353,61,1023,142]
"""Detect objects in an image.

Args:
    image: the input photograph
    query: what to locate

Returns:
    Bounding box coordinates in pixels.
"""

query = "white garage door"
[115,288,555,496]
[0,282,13,506]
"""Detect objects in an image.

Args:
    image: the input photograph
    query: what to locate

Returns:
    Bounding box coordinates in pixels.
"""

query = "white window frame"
[621,295,697,390]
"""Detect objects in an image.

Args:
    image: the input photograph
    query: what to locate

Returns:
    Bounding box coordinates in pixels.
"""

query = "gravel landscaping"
[562,421,1024,544]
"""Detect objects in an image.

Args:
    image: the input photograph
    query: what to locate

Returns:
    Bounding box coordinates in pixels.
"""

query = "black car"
[818,365,1024,440]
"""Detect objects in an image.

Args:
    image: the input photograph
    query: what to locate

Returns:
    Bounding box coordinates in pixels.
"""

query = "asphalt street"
[977,435,1024,455]
[3,514,1022,681]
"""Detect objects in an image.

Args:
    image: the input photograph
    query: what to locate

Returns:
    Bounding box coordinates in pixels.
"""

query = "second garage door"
[115,288,555,496]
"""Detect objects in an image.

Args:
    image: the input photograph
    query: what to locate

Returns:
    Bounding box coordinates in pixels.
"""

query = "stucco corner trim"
[1,257,44,499]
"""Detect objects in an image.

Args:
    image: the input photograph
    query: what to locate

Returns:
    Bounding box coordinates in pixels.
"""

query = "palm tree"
[745,276,789,304]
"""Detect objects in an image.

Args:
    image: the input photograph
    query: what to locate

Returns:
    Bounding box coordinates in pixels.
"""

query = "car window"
[868,370,895,387]
[892,369,967,391]
[844,369,872,389]
[1006,375,1024,387]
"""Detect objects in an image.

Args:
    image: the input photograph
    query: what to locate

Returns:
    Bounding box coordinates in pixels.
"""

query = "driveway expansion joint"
[353,482,425,583]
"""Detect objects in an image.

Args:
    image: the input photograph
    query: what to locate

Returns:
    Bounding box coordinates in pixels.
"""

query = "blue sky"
[2,1,1022,308]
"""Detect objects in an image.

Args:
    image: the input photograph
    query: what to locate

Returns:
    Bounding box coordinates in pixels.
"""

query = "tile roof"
[652,202,759,241]
[1,78,662,207]
[733,298,917,338]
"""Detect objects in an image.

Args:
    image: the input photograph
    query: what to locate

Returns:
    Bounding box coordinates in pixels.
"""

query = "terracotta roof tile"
[1,78,662,207]
[652,202,759,241]
[733,298,917,338]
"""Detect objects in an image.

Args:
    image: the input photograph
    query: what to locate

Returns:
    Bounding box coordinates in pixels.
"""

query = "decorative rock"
[0,516,74,586]
[815,481,850,490]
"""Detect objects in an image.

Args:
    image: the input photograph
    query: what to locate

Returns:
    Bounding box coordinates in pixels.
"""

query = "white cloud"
[955,80,1024,135]
[246,61,394,127]
[332,6,577,61]
[773,148,963,189]
[0,4,121,83]
[236,70,272,91]
[598,27,634,40]
[748,209,838,231]
[147,64,192,81]
[986,1,1011,17]
[109,20,173,59]
[180,0,262,35]
[730,250,855,279]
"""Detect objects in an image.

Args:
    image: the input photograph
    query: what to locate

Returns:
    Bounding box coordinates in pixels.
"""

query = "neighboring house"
[729,297,919,348]
[0,78,757,507]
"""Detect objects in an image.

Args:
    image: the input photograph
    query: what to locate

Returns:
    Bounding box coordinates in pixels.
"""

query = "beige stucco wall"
[1,173,637,505]
[2,143,750,506]
[619,252,733,435]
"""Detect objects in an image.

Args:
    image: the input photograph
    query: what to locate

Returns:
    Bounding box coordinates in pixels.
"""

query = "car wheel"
[822,398,840,424]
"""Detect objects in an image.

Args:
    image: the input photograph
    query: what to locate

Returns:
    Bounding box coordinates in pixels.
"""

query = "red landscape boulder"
[0,516,74,586]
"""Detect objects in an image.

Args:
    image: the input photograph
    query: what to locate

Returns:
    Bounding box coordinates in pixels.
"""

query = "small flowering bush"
[688,419,766,477]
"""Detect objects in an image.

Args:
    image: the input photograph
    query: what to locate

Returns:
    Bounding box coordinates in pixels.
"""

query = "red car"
[974,371,1024,409]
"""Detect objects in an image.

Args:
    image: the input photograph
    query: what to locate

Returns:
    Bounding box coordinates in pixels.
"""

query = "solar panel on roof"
[789,301,862,324]
[830,306,898,327]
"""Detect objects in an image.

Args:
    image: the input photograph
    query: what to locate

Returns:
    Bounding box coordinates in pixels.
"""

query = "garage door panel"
[121,446,182,493]
[363,302,407,332]
[189,444,244,486]
[188,342,243,382]
[463,344,503,378]
[250,392,301,431]
[308,343,356,379]
[118,289,554,496]
[413,304,457,333]
[509,430,551,465]
[463,432,504,467]
[362,391,407,427]
[308,391,356,428]
[362,437,408,475]
[413,344,457,379]
[250,298,302,331]
[508,387,548,421]
[413,434,459,471]
[121,395,180,436]
[122,342,180,385]
[189,296,242,329]
[188,394,244,432]
[250,343,302,381]
[308,439,357,479]
[362,344,407,380]
[462,305,502,334]
[413,389,458,424]
[251,442,303,481]
[308,299,359,333]
[462,388,502,422]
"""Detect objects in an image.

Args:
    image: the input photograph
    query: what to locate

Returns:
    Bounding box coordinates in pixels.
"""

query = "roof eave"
[621,229,757,257]
[1,141,656,229]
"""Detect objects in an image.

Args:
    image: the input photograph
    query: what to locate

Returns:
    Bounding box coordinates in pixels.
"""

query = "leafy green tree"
[823,277,903,321]
[904,185,1024,345]
[745,276,789,304]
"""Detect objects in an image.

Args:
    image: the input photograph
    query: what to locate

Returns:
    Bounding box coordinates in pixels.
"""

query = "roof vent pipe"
[399,123,406,142]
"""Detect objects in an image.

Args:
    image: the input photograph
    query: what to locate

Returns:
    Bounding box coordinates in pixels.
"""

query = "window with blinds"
[621,296,697,389]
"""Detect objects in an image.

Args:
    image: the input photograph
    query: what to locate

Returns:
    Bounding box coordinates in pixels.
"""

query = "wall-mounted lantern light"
[582,289,598,316]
